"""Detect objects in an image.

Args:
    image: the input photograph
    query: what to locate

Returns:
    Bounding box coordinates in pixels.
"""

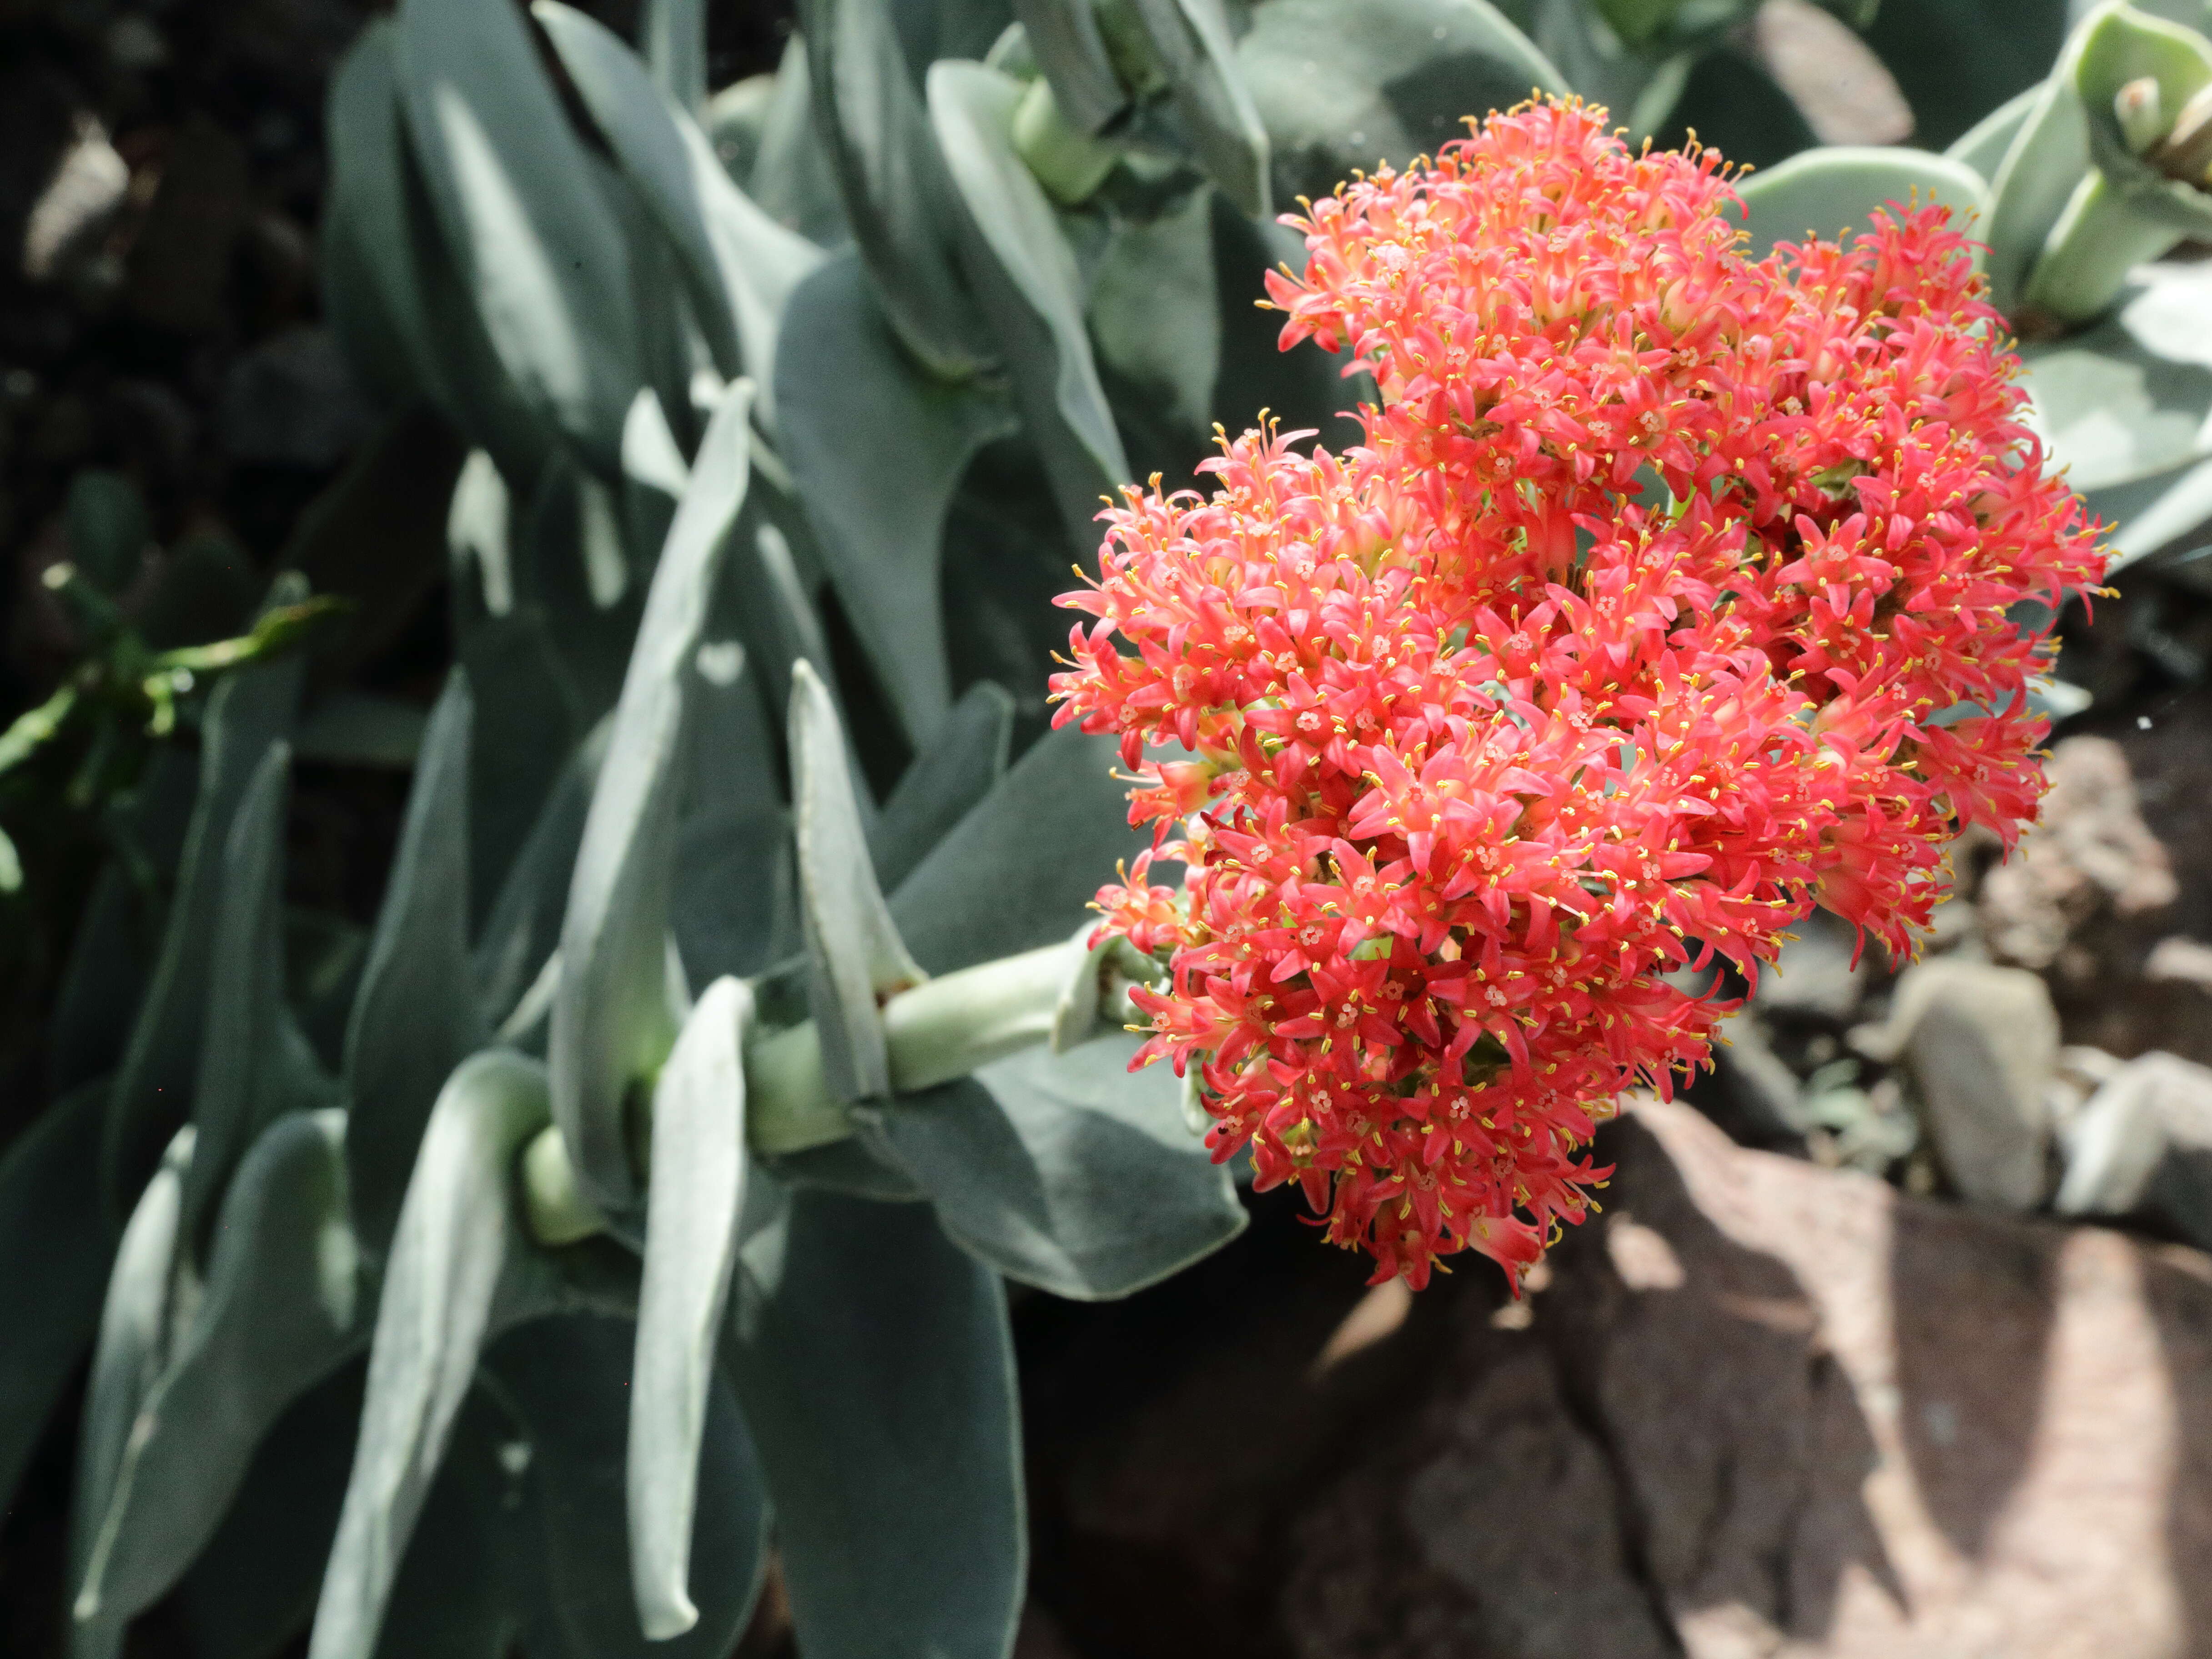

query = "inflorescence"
[1050,98,2107,1290]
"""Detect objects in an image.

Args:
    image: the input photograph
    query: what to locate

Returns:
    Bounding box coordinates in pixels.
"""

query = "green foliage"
[6,1,2209,1655]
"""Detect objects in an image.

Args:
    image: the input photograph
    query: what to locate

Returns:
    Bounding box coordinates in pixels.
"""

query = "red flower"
[1053,98,2106,1291]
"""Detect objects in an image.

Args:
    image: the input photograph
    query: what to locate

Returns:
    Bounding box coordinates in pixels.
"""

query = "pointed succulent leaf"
[1126,0,1272,215]
[928,60,1131,520]
[475,723,605,1032]
[391,0,640,476]
[798,0,994,379]
[552,386,754,1217]
[324,22,450,412]
[106,649,302,1217]
[873,681,1016,893]
[534,0,825,422]
[363,1389,525,1659]
[724,1188,1022,1659]
[775,255,1019,744]
[71,1125,192,1659]
[308,1050,552,1659]
[892,727,1150,975]
[792,659,927,1103]
[1089,180,1220,475]
[0,1080,112,1513]
[1984,18,2102,314]
[748,37,852,247]
[1016,0,1129,131]
[50,754,190,1096]
[2018,260,2212,492]
[1947,83,2043,180]
[178,743,330,1249]
[175,1367,365,1659]
[488,1314,767,1659]
[460,607,581,927]
[1734,146,1989,261]
[73,1111,362,1639]
[347,673,489,1256]
[863,1035,1246,1299]
[643,0,707,114]
[628,976,754,1640]
[2094,449,2212,571]
[1240,0,1564,209]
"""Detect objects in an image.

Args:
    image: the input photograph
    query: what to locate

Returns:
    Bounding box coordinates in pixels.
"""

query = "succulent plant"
[0,1,2205,1656]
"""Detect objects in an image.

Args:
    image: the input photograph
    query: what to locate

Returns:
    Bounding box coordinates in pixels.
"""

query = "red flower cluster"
[1050,99,2105,1290]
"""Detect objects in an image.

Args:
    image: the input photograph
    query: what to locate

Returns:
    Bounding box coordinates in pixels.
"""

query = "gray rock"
[2055,1051,2212,1248]
[218,327,375,469]
[1854,958,2059,1211]
[20,115,128,284]
[1757,908,1870,1020]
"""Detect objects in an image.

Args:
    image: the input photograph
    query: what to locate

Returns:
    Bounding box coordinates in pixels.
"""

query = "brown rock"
[1282,1101,2212,1659]
[1981,735,2177,972]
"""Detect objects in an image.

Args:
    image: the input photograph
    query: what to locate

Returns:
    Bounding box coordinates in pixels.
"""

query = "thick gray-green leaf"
[724,1188,1022,1659]
[461,608,581,930]
[71,1125,191,1659]
[874,681,1016,893]
[106,654,302,1216]
[629,975,753,1639]
[749,37,853,248]
[176,1364,363,1659]
[2019,260,2212,493]
[324,22,451,413]
[392,0,639,476]
[929,60,1130,521]
[308,1050,553,1659]
[51,747,186,1092]
[775,254,1019,743]
[1734,146,1989,261]
[328,22,553,481]
[1241,0,1565,208]
[1090,180,1219,477]
[552,386,754,1216]
[1128,0,1271,215]
[347,673,488,1257]
[892,726,1149,974]
[0,1079,112,1512]
[534,1,824,425]
[643,0,707,114]
[1946,83,2041,181]
[66,470,151,594]
[865,1034,1244,1298]
[2097,452,2212,571]
[474,723,606,1033]
[73,1111,362,1640]
[1016,0,1128,131]
[367,1389,522,1659]
[1983,28,2096,316]
[799,0,995,378]
[178,743,324,1251]
[488,1315,767,1659]
[792,659,926,1104]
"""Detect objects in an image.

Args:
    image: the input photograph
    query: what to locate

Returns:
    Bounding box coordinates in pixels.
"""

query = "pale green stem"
[1011,77,1119,206]
[518,938,1148,1244]
[2023,169,2189,327]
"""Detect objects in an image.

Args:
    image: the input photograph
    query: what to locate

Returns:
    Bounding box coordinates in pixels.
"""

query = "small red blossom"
[1051,98,2106,1292]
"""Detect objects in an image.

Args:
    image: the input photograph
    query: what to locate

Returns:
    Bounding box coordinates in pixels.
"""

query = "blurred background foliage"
[9,1,2212,1658]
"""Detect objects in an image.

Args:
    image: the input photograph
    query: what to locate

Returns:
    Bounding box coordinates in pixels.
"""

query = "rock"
[1282,1101,2212,1659]
[1980,735,2177,972]
[20,114,129,284]
[1854,958,2060,1211]
[1757,909,1870,1021]
[218,326,375,469]
[2056,1051,2212,1250]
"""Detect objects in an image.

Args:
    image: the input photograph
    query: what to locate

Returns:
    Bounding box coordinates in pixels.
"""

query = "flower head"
[1052,98,2106,1291]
